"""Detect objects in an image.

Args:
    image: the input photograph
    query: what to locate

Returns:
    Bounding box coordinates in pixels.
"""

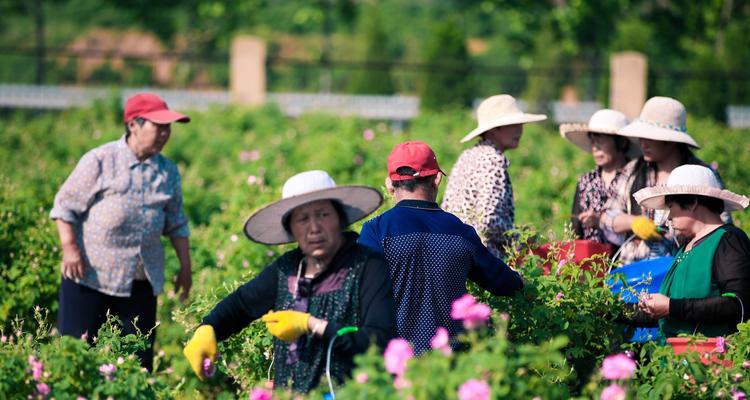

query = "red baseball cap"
[387,141,445,181]
[123,93,190,124]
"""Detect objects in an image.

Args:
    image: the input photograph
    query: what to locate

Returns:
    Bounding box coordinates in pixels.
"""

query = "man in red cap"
[50,92,193,371]
[358,141,522,354]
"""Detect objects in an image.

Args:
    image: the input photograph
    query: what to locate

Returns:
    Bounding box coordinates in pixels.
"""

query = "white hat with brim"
[559,109,641,159]
[617,96,700,148]
[460,95,547,143]
[634,164,749,211]
[243,170,383,245]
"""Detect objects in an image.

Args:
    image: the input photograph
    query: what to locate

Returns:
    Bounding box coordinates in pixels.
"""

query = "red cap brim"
[389,168,445,181]
[140,109,190,124]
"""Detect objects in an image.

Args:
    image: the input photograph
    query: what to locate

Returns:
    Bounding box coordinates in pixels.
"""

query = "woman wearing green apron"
[633,165,750,338]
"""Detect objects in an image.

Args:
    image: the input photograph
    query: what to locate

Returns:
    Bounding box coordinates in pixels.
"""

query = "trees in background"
[0,0,747,120]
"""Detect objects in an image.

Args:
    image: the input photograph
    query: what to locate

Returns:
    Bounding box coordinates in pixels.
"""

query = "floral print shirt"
[50,136,189,296]
[571,166,627,243]
[441,138,514,259]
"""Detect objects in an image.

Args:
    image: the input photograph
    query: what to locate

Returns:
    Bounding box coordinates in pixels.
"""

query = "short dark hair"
[665,194,725,215]
[390,167,435,193]
[282,199,349,234]
[124,117,147,138]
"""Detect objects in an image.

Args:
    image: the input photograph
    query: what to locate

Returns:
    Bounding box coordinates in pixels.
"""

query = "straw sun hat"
[460,95,547,143]
[243,170,383,245]
[618,96,700,148]
[634,165,749,212]
[559,109,641,159]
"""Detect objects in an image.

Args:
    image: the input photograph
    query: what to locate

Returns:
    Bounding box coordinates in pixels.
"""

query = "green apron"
[659,227,731,338]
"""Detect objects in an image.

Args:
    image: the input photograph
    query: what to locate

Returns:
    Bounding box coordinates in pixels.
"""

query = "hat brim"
[618,120,699,148]
[634,185,749,211]
[243,185,383,245]
[559,123,641,159]
[460,113,547,143]
[140,109,191,124]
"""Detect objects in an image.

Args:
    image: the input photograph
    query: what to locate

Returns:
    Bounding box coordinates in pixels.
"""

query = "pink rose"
[32,362,44,381]
[430,327,452,356]
[36,382,50,396]
[363,129,375,141]
[99,363,116,381]
[249,388,272,400]
[450,294,491,329]
[451,294,476,320]
[555,292,564,301]
[457,379,490,400]
[600,384,626,400]
[203,357,216,378]
[384,338,413,376]
[393,375,411,390]
[355,372,368,384]
[601,353,636,380]
[733,389,747,400]
[716,336,726,354]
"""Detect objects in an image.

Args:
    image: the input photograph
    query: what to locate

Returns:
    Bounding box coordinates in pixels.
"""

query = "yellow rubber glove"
[261,310,311,342]
[631,216,661,241]
[183,325,217,380]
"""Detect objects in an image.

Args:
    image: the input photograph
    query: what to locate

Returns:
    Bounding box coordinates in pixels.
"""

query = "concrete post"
[610,52,647,118]
[230,36,266,106]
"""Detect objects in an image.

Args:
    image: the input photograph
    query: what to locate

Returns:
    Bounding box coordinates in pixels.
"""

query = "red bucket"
[666,337,732,367]
[530,240,612,276]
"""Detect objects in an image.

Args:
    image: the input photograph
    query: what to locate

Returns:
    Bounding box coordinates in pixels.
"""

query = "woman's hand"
[61,242,86,280]
[578,210,601,228]
[638,293,670,319]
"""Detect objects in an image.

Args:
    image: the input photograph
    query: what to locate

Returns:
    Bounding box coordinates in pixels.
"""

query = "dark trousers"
[58,278,157,371]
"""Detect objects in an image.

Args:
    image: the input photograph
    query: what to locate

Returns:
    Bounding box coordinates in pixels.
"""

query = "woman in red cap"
[50,92,193,371]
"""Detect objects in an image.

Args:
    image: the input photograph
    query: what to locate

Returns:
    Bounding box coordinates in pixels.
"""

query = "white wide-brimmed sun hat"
[618,96,700,148]
[634,164,749,211]
[243,170,383,245]
[460,94,547,143]
[559,109,641,159]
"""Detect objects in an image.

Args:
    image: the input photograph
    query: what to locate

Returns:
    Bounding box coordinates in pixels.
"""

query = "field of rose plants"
[1,97,749,399]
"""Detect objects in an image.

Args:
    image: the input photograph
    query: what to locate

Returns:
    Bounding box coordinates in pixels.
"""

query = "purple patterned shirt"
[50,136,189,296]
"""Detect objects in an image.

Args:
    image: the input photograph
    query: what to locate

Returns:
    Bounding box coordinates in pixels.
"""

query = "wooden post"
[230,36,266,106]
[610,52,647,118]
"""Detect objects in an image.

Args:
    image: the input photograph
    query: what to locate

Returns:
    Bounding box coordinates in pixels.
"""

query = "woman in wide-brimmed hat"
[183,170,396,393]
[442,94,547,259]
[631,164,750,338]
[598,96,730,264]
[560,109,639,242]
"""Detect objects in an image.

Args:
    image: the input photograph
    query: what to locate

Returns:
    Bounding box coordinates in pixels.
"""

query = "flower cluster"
[599,353,637,400]
[98,363,116,381]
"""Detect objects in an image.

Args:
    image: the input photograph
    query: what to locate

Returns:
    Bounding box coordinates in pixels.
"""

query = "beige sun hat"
[559,109,641,159]
[618,96,700,148]
[634,165,749,211]
[243,170,383,245]
[460,95,547,143]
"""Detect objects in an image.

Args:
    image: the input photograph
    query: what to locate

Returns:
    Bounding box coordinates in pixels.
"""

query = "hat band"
[637,118,687,133]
